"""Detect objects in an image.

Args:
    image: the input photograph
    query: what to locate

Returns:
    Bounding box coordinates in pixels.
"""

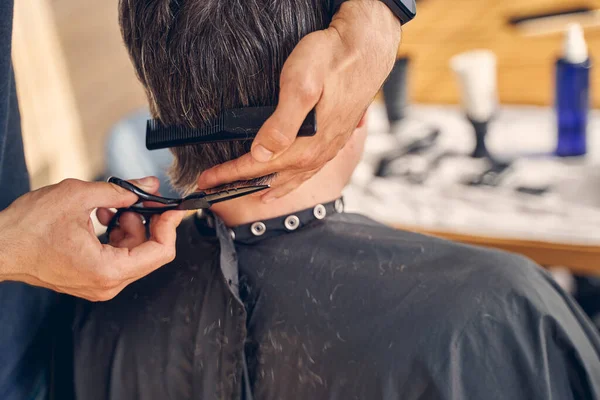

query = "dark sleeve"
[332,0,416,25]
[0,0,29,210]
[0,4,56,400]
[0,68,30,210]
[434,258,600,400]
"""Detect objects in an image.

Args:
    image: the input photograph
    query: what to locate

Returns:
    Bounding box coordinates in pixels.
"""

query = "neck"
[206,123,367,227]
[209,171,345,227]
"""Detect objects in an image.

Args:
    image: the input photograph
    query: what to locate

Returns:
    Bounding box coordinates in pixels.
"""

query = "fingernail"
[252,145,273,163]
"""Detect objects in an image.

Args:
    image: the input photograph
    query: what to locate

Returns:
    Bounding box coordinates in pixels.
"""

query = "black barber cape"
[72,210,600,400]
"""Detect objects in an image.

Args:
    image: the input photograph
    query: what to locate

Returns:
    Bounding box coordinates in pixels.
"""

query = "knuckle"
[106,288,122,300]
[94,289,119,302]
[297,153,314,169]
[108,181,130,199]
[264,128,293,150]
[147,246,176,268]
[60,178,78,186]
[325,149,338,163]
[167,253,176,264]
[83,293,100,302]
[302,170,317,181]
[232,161,248,181]
[333,133,350,150]
[279,70,296,88]
[60,178,81,193]
[164,247,177,263]
[92,270,120,291]
[295,79,320,106]
[298,152,318,169]
[60,179,90,202]
[283,75,320,106]
[298,151,320,169]
[97,279,116,291]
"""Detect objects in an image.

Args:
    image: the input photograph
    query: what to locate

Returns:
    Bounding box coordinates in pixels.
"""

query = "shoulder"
[332,212,545,277]
[319,213,566,323]
[325,212,543,280]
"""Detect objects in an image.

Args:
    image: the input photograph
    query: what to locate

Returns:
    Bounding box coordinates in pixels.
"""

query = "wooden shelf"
[393,224,600,276]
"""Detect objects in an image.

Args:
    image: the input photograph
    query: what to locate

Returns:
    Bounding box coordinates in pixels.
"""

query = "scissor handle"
[106,204,180,235]
[105,177,184,235]
[107,177,179,205]
[125,204,179,216]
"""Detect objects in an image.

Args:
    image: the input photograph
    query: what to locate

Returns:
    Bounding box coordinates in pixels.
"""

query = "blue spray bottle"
[555,23,592,157]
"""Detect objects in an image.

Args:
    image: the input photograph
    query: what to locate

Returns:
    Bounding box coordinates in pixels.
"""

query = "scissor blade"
[204,185,270,206]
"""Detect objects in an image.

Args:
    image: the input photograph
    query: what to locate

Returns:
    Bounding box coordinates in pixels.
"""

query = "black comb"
[146,106,317,150]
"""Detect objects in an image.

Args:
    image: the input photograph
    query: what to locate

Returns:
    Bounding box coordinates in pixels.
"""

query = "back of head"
[119,0,331,193]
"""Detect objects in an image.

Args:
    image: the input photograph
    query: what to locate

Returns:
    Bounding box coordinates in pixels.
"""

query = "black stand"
[468,118,491,159]
[465,116,514,187]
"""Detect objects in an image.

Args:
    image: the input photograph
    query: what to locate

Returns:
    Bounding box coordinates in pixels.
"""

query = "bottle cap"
[450,50,498,123]
[563,23,588,64]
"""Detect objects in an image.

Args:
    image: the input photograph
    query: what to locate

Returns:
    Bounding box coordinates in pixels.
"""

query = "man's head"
[119,0,332,193]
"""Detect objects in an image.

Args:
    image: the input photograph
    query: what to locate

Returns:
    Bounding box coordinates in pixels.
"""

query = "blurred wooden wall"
[14,0,146,185]
[400,0,600,107]
[50,0,147,178]
[13,0,92,187]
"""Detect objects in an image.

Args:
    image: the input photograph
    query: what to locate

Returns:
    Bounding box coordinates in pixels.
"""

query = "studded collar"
[196,198,344,244]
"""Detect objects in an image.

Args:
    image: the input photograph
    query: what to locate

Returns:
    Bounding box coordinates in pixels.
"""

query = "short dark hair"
[119,0,331,192]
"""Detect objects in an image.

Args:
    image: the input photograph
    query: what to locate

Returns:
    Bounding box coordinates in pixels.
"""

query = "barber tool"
[383,57,411,127]
[465,161,512,188]
[375,128,440,177]
[146,107,317,150]
[332,0,416,25]
[555,23,591,157]
[516,186,551,196]
[106,177,269,232]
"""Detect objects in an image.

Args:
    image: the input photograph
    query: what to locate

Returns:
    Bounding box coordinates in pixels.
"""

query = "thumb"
[127,176,161,197]
[119,210,186,277]
[251,69,322,163]
[82,177,160,210]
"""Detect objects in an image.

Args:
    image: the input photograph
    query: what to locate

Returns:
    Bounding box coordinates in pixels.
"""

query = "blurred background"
[12,0,600,185]
[11,1,600,323]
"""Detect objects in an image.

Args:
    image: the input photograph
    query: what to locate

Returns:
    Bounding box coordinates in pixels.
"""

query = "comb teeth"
[146,107,317,150]
[146,114,226,150]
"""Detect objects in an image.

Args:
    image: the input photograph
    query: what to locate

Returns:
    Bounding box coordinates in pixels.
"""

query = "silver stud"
[251,222,267,236]
[229,229,236,240]
[314,204,326,220]
[284,215,300,231]
[335,199,344,213]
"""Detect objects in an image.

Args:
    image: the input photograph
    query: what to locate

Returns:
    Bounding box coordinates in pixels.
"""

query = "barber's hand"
[0,177,185,301]
[198,0,401,200]
[95,180,167,250]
